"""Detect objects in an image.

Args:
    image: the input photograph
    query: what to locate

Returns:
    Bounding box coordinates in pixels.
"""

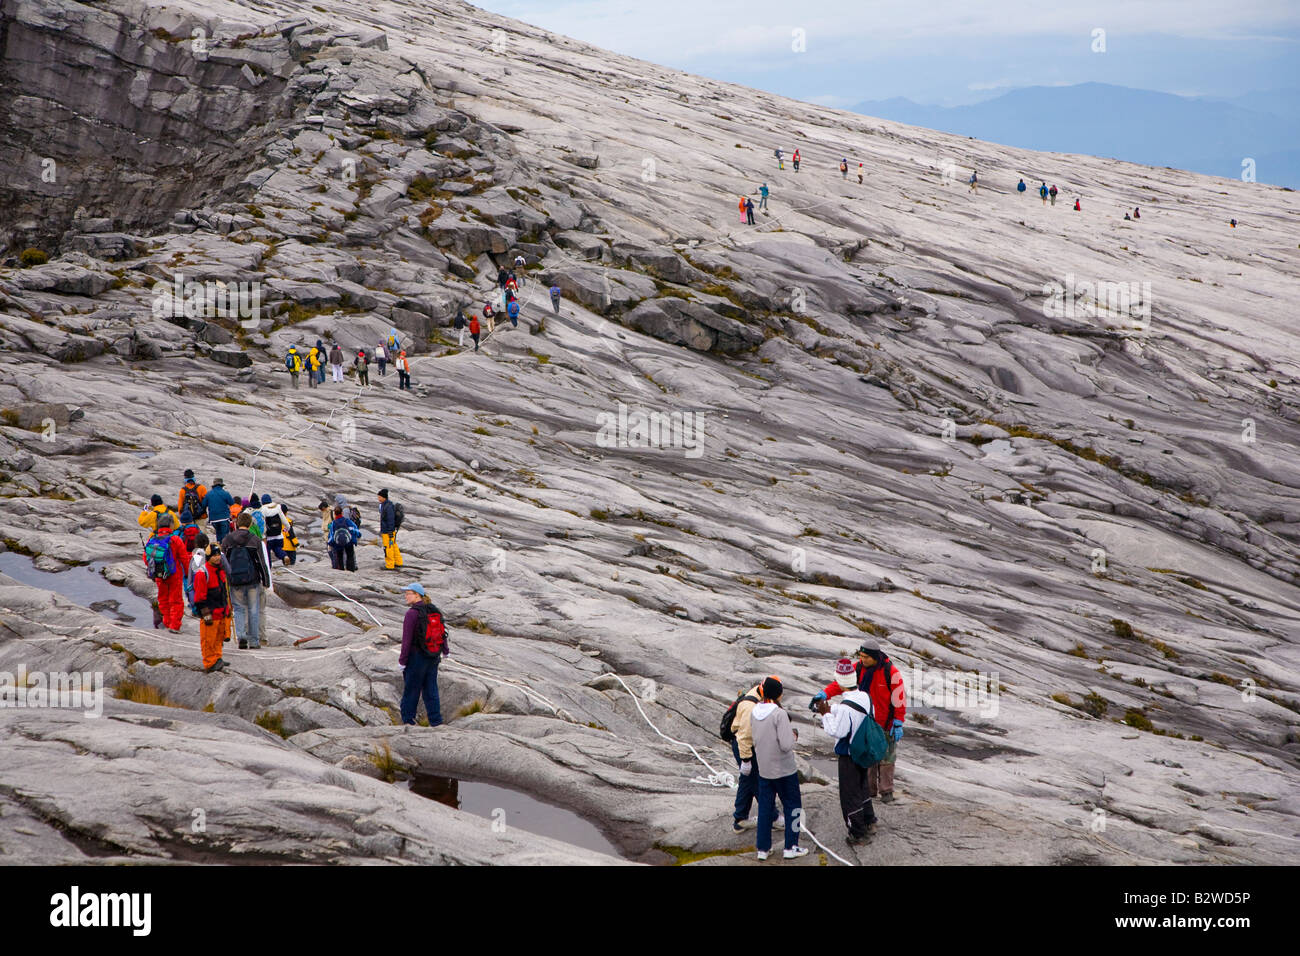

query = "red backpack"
[415,604,447,656]
[181,524,200,553]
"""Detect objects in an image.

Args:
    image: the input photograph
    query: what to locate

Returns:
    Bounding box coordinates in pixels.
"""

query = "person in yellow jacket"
[137,494,179,533]
[286,347,303,388]
[280,513,298,565]
[307,347,321,389]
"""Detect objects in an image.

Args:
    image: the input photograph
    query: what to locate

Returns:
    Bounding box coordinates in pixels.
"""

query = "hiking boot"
[732,819,754,833]
[212,659,228,672]
[845,833,867,846]
[755,850,769,861]
[881,792,896,803]
[783,846,809,860]
[238,641,248,649]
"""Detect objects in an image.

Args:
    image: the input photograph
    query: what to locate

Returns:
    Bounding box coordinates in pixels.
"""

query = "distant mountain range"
[853,83,1299,189]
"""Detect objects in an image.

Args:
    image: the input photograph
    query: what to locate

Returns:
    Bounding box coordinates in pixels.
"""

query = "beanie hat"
[150,494,163,506]
[261,493,272,505]
[834,658,856,688]
[184,469,195,481]
[378,488,389,499]
[761,676,783,702]
[179,508,193,523]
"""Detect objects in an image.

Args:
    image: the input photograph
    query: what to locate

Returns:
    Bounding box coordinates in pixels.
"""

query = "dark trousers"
[731,738,759,823]
[401,653,442,726]
[398,369,410,389]
[377,358,387,375]
[329,542,356,571]
[211,519,230,542]
[472,333,480,351]
[756,773,801,852]
[838,753,876,837]
[550,296,561,314]
[358,368,369,385]
[746,208,755,224]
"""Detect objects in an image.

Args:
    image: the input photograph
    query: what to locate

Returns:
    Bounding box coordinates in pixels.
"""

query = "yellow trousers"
[382,532,403,569]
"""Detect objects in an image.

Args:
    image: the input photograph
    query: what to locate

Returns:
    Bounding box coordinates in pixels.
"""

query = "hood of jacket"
[261,502,282,519]
[752,702,779,721]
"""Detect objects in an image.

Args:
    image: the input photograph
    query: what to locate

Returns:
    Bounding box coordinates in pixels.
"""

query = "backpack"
[182,485,204,519]
[392,502,405,530]
[387,334,398,350]
[454,312,465,330]
[349,505,362,529]
[719,691,759,743]
[841,699,890,768]
[331,522,352,546]
[283,518,298,548]
[226,544,259,587]
[181,524,200,552]
[144,535,177,580]
[413,604,447,656]
[285,352,296,370]
[264,511,282,538]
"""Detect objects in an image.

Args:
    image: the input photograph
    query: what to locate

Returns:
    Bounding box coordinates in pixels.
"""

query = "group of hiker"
[1015,178,1082,211]
[138,471,409,672]
[724,645,906,860]
[284,329,409,390]
[454,256,542,351]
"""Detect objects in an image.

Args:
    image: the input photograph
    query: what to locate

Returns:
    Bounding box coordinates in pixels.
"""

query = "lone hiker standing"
[204,477,234,542]
[811,644,906,804]
[399,582,448,726]
[814,658,879,844]
[751,676,808,860]
[857,162,864,185]
[1017,178,1027,195]
[378,488,403,571]
[143,512,188,633]
[549,284,562,315]
[792,148,801,172]
[758,182,769,212]
[969,169,979,192]
[728,677,766,833]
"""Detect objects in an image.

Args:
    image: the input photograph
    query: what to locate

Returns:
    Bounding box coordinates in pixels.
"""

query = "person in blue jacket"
[507,298,520,328]
[204,477,235,542]
[327,505,360,572]
[1017,178,1026,195]
[758,182,769,211]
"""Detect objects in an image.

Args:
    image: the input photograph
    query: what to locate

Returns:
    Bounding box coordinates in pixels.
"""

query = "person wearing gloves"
[749,676,808,861]
[814,658,879,843]
[728,677,767,833]
[398,582,449,726]
[810,644,906,803]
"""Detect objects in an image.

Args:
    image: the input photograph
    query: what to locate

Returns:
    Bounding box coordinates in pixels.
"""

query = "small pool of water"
[0,552,153,627]
[407,772,625,860]
[981,439,1014,458]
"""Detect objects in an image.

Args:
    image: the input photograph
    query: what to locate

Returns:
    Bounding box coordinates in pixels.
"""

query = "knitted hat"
[179,508,193,523]
[834,658,856,688]
[377,488,389,499]
[261,493,272,505]
[856,645,881,664]
[150,494,163,506]
[184,469,195,481]
[761,676,783,702]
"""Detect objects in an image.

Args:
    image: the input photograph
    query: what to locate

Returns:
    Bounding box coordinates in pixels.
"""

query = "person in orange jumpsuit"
[193,544,230,672]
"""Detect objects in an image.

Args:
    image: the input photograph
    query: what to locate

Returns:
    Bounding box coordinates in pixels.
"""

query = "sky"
[476,0,1300,108]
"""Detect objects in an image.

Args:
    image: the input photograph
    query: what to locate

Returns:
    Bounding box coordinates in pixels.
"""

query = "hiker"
[1124,213,1131,220]
[1230,219,1237,228]
[386,328,402,356]
[738,194,746,224]
[376,342,388,377]
[857,163,863,185]
[483,300,496,334]
[280,512,298,565]
[176,508,201,561]
[497,267,509,290]
[397,350,411,390]
[137,494,178,533]
[143,513,189,633]
[969,170,979,192]
[745,196,756,225]
[758,182,769,211]
[840,158,848,179]
[378,488,403,571]
[1017,178,1026,195]
[811,644,906,804]
[1074,198,1081,211]
[1049,184,1058,206]
[470,313,481,351]
[327,505,359,572]
[203,477,234,542]
[774,147,784,170]
[330,342,344,382]
[180,518,202,614]
[454,309,467,347]
[221,512,270,649]
[507,272,519,295]
[177,469,208,522]
[751,676,807,860]
[549,285,562,315]
[507,297,520,328]
[813,658,878,844]
[185,530,210,617]
[260,493,286,563]
[355,349,370,385]
[229,497,245,523]
[194,544,231,673]
[314,339,327,383]
[285,347,303,388]
[727,677,767,833]
[307,346,321,388]
[1133,207,1140,219]
[1039,182,1048,204]
[792,148,800,172]
[399,582,448,726]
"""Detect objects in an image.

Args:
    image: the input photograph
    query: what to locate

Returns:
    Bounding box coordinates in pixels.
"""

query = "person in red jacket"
[469,314,481,351]
[143,513,190,632]
[192,545,230,672]
[811,644,906,802]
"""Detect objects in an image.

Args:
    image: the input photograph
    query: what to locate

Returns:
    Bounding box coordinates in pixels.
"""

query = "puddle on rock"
[0,552,153,627]
[407,772,626,860]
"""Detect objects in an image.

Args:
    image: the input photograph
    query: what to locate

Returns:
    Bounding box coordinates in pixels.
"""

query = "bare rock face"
[0,0,1298,868]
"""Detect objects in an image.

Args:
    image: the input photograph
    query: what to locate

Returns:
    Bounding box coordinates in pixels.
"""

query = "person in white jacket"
[749,676,808,861]
[815,658,879,844]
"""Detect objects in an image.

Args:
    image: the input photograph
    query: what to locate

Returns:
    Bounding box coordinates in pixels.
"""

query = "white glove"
[739,761,752,775]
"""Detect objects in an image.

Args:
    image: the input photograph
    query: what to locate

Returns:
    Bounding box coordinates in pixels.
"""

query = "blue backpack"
[144,535,177,580]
